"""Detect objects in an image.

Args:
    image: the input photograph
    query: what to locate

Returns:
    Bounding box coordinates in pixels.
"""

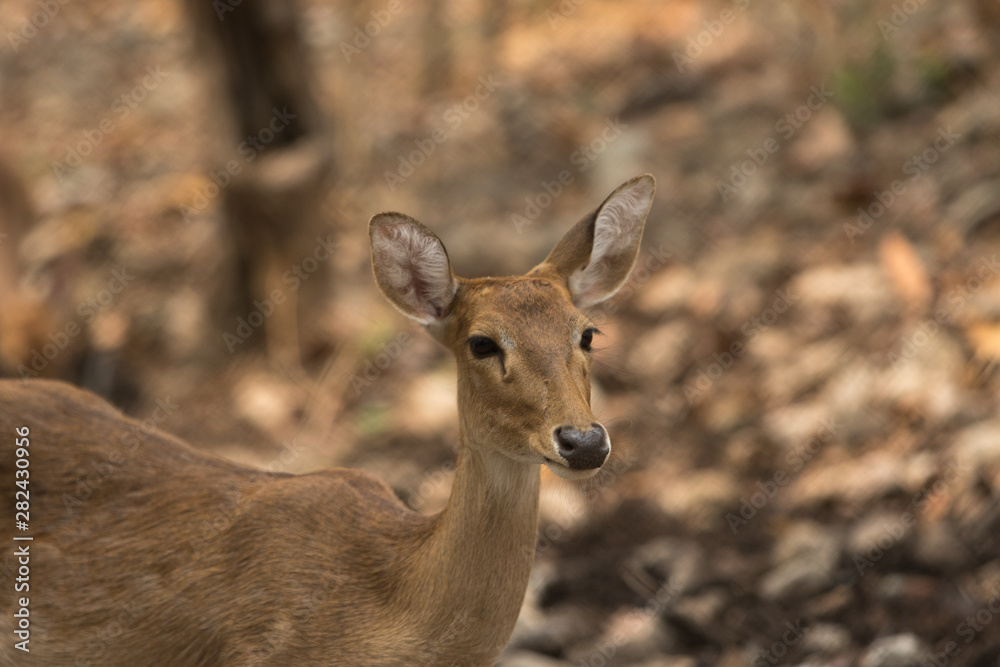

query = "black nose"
[554,424,610,470]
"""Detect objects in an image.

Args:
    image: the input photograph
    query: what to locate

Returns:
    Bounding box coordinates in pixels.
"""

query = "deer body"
[0,175,655,666]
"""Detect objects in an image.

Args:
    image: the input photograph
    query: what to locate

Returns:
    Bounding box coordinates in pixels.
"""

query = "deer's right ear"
[369,213,458,326]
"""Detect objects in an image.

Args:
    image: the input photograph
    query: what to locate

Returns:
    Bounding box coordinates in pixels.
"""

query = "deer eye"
[469,336,501,359]
[580,328,598,351]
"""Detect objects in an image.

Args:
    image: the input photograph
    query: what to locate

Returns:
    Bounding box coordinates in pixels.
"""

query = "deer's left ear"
[532,174,655,308]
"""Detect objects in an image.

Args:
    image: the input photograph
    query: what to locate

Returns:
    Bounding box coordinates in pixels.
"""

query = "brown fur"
[0,175,654,666]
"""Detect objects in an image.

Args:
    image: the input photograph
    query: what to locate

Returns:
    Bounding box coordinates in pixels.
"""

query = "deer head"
[369,174,655,481]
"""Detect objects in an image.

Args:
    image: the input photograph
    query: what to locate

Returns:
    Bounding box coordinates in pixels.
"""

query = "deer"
[0,174,655,666]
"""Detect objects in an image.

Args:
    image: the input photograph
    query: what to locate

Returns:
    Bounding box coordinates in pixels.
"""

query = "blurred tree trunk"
[185,0,335,372]
[480,0,507,75]
[0,157,44,377]
[422,0,452,95]
[0,158,85,382]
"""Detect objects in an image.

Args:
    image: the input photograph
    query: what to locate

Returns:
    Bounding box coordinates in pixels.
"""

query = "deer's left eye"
[580,328,598,351]
[469,336,501,359]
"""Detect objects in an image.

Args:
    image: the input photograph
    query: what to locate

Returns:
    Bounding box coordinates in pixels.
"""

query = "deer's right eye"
[469,336,501,359]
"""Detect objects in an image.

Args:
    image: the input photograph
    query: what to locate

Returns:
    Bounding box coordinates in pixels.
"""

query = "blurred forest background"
[3,0,1000,665]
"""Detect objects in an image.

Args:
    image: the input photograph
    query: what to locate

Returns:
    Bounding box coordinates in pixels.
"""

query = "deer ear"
[370,213,459,326]
[533,174,655,309]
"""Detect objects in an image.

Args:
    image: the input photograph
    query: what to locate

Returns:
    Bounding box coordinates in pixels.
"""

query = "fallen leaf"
[879,231,932,313]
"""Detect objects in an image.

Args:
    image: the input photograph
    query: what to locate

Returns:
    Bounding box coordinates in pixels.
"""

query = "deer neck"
[402,431,541,661]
